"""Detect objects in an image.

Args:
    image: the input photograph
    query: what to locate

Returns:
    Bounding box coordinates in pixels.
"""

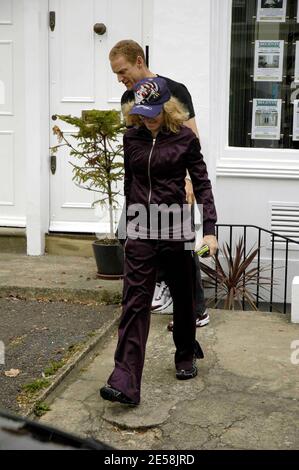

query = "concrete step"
[0,252,122,305]
[0,227,26,254]
[0,230,98,257]
[45,233,97,257]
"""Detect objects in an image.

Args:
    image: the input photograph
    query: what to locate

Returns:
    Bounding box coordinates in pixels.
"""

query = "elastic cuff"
[203,223,216,236]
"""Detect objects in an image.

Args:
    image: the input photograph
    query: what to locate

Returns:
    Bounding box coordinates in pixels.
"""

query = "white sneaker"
[167,309,209,331]
[151,281,166,310]
[151,281,173,313]
[155,297,173,314]
[196,310,209,327]
[151,282,162,308]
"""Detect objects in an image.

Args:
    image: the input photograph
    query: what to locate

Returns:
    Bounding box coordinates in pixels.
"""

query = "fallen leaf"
[32,326,48,332]
[6,295,22,302]
[5,369,21,378]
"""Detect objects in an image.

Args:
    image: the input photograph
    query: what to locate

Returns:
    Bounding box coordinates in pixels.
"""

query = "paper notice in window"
[292,100,299,141]
[295,42,299,83]
[251,99,282,140]
[257,0,287,23]
[254,40,284,81]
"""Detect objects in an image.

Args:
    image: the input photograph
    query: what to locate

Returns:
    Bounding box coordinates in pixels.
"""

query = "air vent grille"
[270,203,299,248]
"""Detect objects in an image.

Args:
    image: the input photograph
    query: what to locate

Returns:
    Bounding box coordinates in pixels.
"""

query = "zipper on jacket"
[147,138,156,206]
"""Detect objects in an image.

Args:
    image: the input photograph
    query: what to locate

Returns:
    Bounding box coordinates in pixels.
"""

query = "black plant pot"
[92,241,124,279]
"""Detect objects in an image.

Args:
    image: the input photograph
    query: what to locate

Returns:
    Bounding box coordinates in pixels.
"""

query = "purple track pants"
[107,238,197,404]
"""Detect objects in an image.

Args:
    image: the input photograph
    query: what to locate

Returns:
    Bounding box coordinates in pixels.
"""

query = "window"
[229,0,299,149]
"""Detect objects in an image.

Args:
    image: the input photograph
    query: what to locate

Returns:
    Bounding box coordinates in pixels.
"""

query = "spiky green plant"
[51,110,125,238]
[200,237,276,310]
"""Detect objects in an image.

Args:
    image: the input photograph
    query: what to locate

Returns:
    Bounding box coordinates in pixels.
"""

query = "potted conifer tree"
[51,109,125,278]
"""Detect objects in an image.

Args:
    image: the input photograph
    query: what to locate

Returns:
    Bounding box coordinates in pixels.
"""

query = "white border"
[211,0,299,180]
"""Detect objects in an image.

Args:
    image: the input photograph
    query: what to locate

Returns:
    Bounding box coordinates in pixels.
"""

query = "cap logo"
[136,104,153,110]
[135,81,160,105]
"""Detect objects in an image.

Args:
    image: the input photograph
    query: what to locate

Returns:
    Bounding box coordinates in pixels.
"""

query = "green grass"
[22,379,51,394]
[101,289,122,305]
[44,360,65,377]
[34,402,51,417]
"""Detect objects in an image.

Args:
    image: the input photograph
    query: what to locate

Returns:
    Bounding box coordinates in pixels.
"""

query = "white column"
[24,0,49,255]
[291,277,299,324]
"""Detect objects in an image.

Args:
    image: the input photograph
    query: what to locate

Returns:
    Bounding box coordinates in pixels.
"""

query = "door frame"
[24,0,50,255]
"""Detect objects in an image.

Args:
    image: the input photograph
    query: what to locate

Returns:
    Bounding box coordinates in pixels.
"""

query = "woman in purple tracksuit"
[100,77,217,406]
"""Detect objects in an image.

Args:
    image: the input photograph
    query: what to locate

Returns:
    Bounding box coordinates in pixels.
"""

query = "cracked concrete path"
[39,310,299,450]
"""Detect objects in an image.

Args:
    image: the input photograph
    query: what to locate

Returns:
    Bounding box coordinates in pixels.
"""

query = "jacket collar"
[136,125,174,140]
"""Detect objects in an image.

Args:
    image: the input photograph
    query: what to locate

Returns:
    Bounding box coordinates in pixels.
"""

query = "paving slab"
[39,310,299,450]
[0,253,122,304]
[2,253,299,450]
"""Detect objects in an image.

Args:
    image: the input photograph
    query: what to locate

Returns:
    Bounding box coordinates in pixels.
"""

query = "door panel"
[0,0,26,227]
[49,0,144,232]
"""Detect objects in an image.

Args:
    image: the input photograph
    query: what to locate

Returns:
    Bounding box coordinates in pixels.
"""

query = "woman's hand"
[196,235,218,257]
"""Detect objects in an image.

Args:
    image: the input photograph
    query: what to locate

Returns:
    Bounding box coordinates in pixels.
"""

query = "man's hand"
[185,178,195,205]
[196,235,218,257]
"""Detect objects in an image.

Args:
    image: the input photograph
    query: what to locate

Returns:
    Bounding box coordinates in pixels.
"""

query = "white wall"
[216,177,299,304]
[150,0,211,169]
[217,177,299,228]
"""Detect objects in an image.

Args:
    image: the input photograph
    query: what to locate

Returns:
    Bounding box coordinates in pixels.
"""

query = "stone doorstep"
[0,228,26,254]
[45,234,97,257]
[0,230,100,257]
[0,286,123,305]
[0,231,96,258]
[0,228,26,237]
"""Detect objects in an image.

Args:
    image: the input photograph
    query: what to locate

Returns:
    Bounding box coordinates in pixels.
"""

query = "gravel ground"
[0,296,118,414]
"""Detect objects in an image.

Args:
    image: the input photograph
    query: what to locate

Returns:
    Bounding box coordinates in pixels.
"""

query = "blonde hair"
[109,40,145,65]
[122,97,189,133]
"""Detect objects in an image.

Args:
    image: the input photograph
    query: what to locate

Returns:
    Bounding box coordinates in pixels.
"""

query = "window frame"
[211,0,299,179]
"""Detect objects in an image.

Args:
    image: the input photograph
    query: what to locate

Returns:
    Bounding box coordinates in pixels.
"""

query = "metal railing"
[211,224,299,314]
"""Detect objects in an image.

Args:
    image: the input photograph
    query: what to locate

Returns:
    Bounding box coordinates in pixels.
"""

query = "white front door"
[49,0,148,233]
[0,0,26,227]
